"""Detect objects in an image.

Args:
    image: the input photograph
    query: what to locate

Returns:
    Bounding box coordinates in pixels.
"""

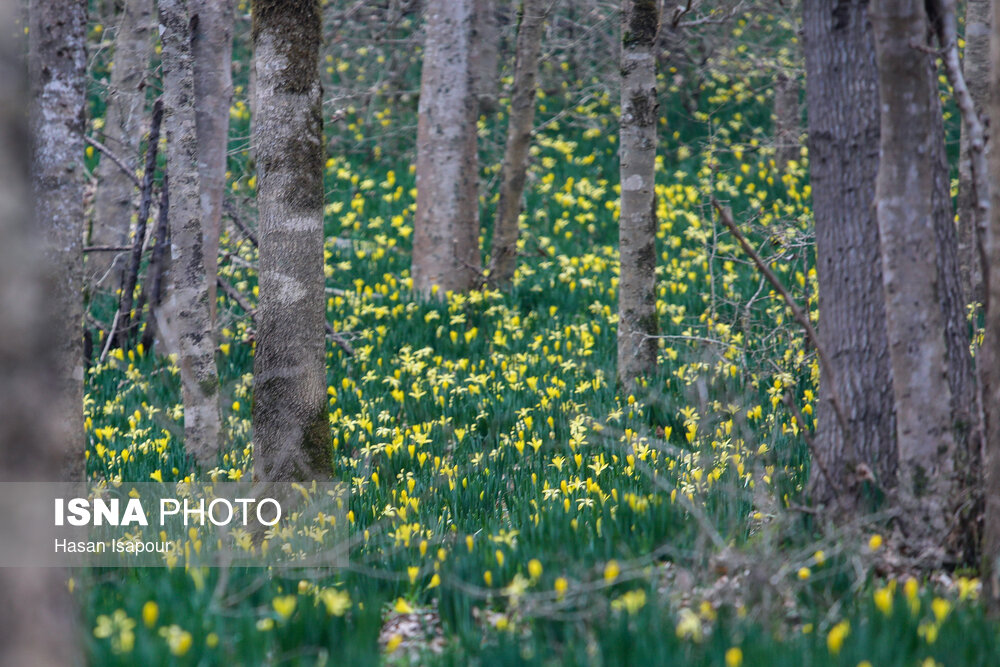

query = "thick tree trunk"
[616,0,659,390]
[958,0,991,306]
[803,0,895,509]
[487,0,545,288]
[472,0,500,114]
[193,0,234,325]
[251,0,331,481]
[29,0,87,481]
[773,71,800,173]
[413,0,481,297]
[159,0,221,465]
[2,3,80,664]
[981,0,1000,613]
[870,0,974,564]
[88,0,154,289]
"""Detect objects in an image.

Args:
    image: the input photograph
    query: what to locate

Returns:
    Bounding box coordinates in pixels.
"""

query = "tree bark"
[802,0,895,510]
[870,0,974,564]
[773,71,800,172]
[487,0,546,288]
[251,0,331,481]
[193,0,234,325]
[958,0,991,306]
[413,0,481,297]
[472,0,500,114]
[617,0,659,390]
[29,0,87,481]
[158,0,221,465]
[5,1,84,661]
[981,0,1000,613]
[88,0,154,289]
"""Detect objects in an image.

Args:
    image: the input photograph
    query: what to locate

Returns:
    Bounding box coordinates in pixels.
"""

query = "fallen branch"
[711,198,849,436]
[86,135,142,188]
[223,199,258,247]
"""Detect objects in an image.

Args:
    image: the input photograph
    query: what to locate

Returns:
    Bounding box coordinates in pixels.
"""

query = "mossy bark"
[412,0,481,297]
[616,0,660,390]
[870,0,974,565]
[193,0,235,324]
[159,0,222,465]
[89,0,154,288]
[488,0,546,288]
[251,0,331,481]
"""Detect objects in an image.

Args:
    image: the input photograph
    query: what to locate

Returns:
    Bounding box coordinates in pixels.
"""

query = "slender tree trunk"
[472,0,500,114]
[981,0,1000,613]
[413,0,481,297]
[29,0,87,481]
[617,0,659,390]
[487,0,546,288]
[88,0,154,289]
[773,71,800,172]
[251,0,331,481]
[958,0,991,306]
[159,0,221,466]
[870,0,974,564]
[1,3,80,663]
[803,0,895,509]
[193,0,234,325]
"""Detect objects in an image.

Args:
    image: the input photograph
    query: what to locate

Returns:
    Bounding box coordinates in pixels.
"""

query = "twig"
[711,198,849,437]
[216,275,255,315]
[100,310,121,364]
[83,244,132,253]
[223,199,258,247]
[782,392,846,506]
[118,98,164,349]
[86,135,141,188]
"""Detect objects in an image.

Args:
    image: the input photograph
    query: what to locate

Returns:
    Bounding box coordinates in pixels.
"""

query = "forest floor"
[77,9,997,666]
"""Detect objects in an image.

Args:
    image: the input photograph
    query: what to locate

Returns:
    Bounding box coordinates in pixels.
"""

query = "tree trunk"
[802,0,896,510]
[472,0,500,114]
[617,0,659,390]
[88,0,154,289]
[251,0,331,481]
[29,0,87,481]
[413,0,481,297]
[958,0,991,306]
[981,0,1000,613]
[5,1,83,661]
[773,71,800,173]
[158,0,221,466]
[487,0,546,288]
[193,0,234,325]
[870,0,974,564]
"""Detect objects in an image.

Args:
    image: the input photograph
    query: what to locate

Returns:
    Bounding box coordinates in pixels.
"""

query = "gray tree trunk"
[88,0,154,289]
[29,0,87,481]
[487,0,546,288]
[958,0,991,306]
[472,0,500,114]
[1,3,80,662]
[193,0,234,325]
[251,0,331,481]
[158,0,221,465]
[802,0,896,509]
[981,0,1000,612]
[773,71,800,172]
[413,0,481,297]
[617,0,659,390]
[870,0,975,564]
